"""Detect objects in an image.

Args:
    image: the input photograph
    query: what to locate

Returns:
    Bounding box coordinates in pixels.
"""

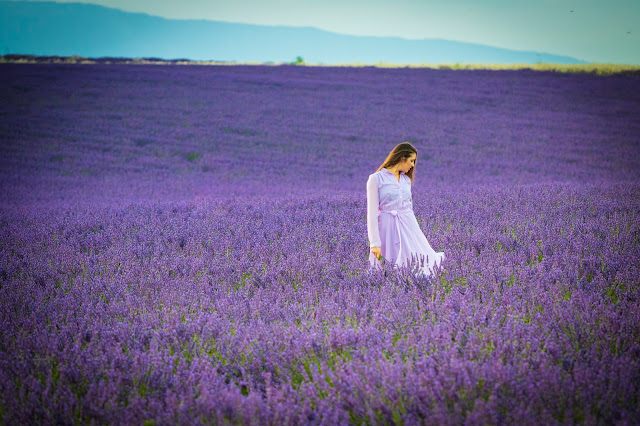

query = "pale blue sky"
[13,0,640,63]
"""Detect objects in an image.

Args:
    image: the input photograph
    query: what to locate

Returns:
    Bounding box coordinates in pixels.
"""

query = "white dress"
[367,168,445,276]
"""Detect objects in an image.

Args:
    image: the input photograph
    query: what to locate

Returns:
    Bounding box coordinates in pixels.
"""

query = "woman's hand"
[371,246,381,260]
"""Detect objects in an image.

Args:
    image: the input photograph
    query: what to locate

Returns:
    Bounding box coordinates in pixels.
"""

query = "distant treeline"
[0,54,223,65]
[2,54,639,75]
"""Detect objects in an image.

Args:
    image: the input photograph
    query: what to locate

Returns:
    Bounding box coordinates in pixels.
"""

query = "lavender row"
[1,182,638,423]
[1,64,640,206]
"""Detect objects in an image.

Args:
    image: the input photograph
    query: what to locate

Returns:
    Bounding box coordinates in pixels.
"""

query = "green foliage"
[186,152,202,162]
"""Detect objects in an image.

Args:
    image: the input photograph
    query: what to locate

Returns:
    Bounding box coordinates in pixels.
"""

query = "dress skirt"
[368,208,445,276]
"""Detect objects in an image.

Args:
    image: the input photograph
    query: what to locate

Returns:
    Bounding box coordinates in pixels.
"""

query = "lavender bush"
[1,63,639,424]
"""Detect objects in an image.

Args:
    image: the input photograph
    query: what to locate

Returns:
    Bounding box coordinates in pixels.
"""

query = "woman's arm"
[366,174,381,250]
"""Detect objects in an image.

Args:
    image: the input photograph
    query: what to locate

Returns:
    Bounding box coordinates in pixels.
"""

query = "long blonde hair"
[376,142,418,182]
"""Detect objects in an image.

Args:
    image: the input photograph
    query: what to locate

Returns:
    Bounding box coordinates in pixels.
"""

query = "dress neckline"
[383,167,402,183]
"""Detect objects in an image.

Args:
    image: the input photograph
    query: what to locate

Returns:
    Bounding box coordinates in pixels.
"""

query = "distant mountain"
[0,1,588,64]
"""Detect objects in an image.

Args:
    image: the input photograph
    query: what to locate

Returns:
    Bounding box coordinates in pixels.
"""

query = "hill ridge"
[0,1,588,64]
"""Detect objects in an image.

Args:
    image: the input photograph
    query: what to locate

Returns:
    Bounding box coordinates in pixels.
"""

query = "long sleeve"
[366,174,381,247]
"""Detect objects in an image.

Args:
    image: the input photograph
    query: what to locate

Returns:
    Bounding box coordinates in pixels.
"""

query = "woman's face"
[399,153,416,173]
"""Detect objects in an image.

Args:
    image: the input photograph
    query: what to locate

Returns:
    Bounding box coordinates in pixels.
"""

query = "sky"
[13,0,640,64]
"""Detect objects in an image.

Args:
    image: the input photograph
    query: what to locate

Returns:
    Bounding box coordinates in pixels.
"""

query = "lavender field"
[1,63,640,424]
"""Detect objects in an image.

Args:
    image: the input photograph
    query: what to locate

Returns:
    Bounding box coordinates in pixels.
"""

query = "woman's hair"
[376,142,418,181]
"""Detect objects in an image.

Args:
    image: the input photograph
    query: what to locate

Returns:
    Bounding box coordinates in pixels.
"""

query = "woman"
[367,142,445,276]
